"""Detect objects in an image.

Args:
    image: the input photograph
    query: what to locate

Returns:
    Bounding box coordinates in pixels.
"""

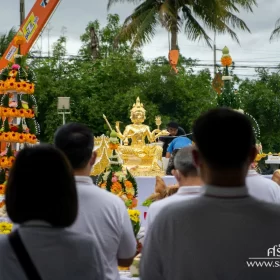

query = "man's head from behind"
[167,121,179,136]
[54,123,96,173]
[192,108,256,184]
[172,146,201,185]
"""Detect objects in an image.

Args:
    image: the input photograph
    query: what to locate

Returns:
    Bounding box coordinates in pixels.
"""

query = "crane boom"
[0,0,61,69]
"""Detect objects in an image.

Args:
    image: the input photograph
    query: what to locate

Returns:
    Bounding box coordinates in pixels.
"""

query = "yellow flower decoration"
[0,222,13,234]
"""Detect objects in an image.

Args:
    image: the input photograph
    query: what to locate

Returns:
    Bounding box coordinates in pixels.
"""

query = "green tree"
[108,0,256,49]
[239,68,280,152]
[138,58,216,132]
[30,15,217,143]
[0,27,16,57]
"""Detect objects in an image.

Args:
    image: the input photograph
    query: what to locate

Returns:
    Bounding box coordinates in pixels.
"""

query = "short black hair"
[167,122,179,129]
[193,108,255,168]
[6,144,77,227]
[54,123,94,169]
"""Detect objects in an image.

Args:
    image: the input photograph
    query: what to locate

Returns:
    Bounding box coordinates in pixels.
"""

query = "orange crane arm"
[0,0,61,69]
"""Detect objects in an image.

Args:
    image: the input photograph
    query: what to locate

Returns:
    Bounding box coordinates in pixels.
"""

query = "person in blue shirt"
[166,136,192,158]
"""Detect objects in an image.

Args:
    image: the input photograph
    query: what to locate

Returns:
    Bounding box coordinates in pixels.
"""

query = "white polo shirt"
[0,222,105,280]
[141,185,280,280]
[70,176,136,280]
[146,186,202,232]
[246,169,280,204]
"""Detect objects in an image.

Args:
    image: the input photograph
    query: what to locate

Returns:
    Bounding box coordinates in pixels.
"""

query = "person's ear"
[249,145,258,165]
[192,148,201,168]
[89,151,97,166]
[172,169,180,181]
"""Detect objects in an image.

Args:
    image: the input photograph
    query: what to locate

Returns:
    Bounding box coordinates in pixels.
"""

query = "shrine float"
[0,32,40,233]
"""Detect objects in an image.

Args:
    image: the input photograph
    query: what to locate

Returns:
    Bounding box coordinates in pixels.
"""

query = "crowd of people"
[1,107,280,279]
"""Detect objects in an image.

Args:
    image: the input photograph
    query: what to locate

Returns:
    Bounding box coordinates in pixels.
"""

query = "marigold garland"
[0,107,34,118]
[0,184,5,195]
[111,181,122,194]
[0,157,15,169]
[109,143,119,150]
[221,56,232,67]
[0,200,5,208]
[14,31,26,46]
[0,78,35,94]
[0,132,37,144]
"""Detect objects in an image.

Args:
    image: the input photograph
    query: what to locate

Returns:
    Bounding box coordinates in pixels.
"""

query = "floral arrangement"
[128,209,142,254]
[128,209,141,236]
[97,130,138,209]
[0,221,13,234]
[0,31,40,219]
[0,32,36,95]
[221,46,232,67]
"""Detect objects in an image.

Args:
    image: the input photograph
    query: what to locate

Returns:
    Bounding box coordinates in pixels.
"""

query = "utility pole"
[89,26,99,60]
[61,26,67,49]
[213,32,222,76]
[20,0,25,25]
[61,26,67,37]
[46,25,53,57]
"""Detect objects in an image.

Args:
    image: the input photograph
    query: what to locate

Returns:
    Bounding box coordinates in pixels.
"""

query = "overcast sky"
[1,0,280,78]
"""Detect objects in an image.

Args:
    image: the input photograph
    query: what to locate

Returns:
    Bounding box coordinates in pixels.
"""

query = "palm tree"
[0,28,17,57]
[270,18,280,41]
[107,0,256,50]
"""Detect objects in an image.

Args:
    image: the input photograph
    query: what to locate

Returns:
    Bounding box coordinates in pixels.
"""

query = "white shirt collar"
[21,220,52,227]
[177,186,202,195]
[75,175,94,185]
[204,185,248,198]
[247,169,259,176]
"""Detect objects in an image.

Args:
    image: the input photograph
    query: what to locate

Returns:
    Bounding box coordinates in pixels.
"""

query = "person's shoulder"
[150,194,179,211]
[180,137,191,144]
[256,200,280,217]
[154,195,201,220]
[247,175,279,190]
[170,137,178,144]
[149,195,180,218]
[178,127,186,134]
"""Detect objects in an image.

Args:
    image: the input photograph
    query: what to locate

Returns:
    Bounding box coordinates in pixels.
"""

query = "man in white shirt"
[54,123,136,280]
[146,146,202,232]
[247,166,280,203]
[141,108,280,280]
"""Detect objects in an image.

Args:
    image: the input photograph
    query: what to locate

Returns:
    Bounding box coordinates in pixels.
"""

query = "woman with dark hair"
[0,145,105,280]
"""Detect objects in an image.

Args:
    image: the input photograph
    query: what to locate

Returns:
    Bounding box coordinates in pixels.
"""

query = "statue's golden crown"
[131,97,146,113]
